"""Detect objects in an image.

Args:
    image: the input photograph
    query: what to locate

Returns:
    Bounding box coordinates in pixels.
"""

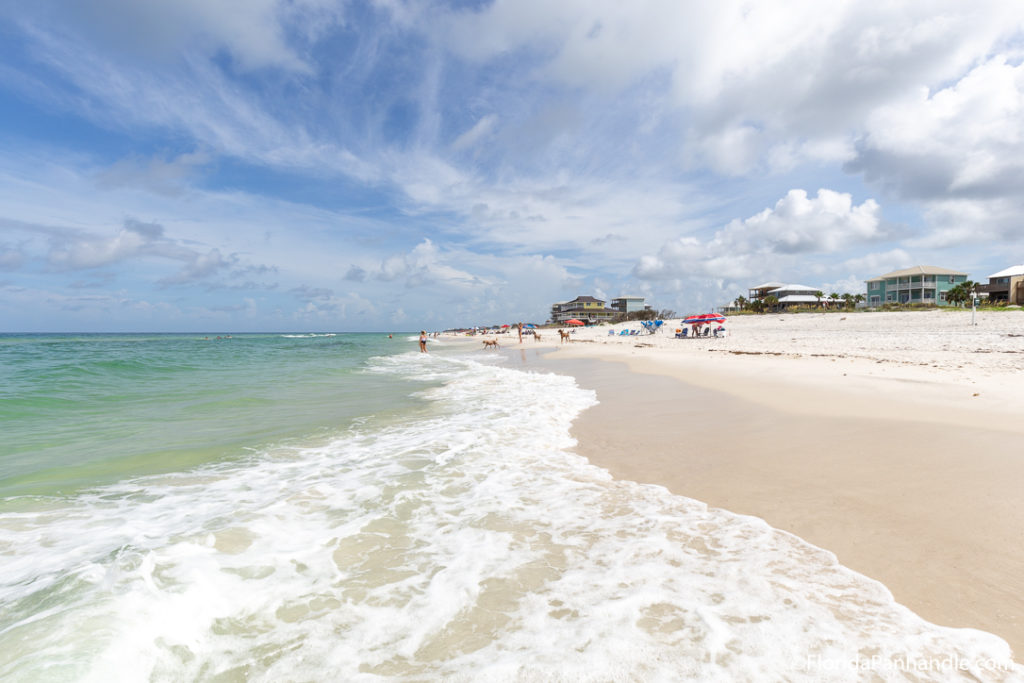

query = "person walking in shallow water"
[419,331,428,353]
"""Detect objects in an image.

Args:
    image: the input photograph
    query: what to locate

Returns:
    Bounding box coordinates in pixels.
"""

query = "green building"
[865,266,968,306]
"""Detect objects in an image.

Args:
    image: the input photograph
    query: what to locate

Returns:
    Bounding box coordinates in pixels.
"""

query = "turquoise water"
[0,333,421,497]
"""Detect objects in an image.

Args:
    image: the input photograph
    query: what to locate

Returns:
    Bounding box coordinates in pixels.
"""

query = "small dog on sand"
[559,330,571,343]
[482,339,499,349]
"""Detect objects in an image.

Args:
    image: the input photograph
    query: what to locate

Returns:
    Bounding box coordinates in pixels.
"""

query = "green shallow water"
[0,333,421,497]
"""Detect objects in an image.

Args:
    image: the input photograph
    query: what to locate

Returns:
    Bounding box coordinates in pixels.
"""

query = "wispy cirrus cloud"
[2,1,1024,330]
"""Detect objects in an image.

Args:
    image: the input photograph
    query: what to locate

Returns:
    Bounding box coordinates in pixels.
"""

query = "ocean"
[0,333,1019,681]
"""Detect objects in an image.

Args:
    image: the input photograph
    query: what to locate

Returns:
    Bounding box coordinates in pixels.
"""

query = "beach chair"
[702,327,710,337]
[608,330,615,335]
[675,328,687,338]
[619,329,630,336]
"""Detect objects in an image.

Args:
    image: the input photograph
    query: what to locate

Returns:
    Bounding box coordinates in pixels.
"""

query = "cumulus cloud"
[292,292,375,321]
[851,57,1024,199]
[42,217,257,287]
[848,56,1024,244]
[344,265,367,282]
[634,189,885,281]
[835,248,913,276]
[364,239,491,289]
[47,218,171,270]
[433,0,1024,173]
[159,248,235,285]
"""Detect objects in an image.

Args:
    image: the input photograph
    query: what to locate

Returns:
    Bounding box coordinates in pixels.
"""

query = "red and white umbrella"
[682,313,725,325]
[564,319,585,326]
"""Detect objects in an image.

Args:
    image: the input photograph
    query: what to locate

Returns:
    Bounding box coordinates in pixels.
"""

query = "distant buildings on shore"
[978,265,1024,305]
[747,282,822,307]
[865,266,967,306]
[550,295,650,323]
[741,263,1023,311]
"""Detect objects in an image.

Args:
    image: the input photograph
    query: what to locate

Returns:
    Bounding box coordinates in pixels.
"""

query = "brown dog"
[482,339,499,349]
[559,330,571,343]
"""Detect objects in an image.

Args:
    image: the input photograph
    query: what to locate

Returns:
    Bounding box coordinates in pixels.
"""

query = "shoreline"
[479,311,1024,658]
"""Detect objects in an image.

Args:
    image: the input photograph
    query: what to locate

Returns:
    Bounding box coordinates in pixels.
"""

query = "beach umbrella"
[501,324,510,328]
[524,323,536,328]
[683,313,725,325]
[565,319,585,326]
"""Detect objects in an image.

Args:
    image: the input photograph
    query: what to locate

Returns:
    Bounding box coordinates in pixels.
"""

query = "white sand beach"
[457,309,1024,657]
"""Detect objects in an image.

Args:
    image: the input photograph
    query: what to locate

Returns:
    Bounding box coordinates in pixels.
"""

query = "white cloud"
[433,0,1024,173]
[853,57,1024,197]
[365,239,491,289]
[849,56,1024,244]
[42,218,240,286]
[95,151,210,197]
[25,0,343,73]
[835,248,913,276]
[634,188,884,281]
[451,114,498,151]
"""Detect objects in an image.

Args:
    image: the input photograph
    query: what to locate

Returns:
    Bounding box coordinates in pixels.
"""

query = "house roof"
[750,281,785,290]
[767,284,819,293]
[566,295,604,304]
[988,265,1024,278]
[612,295,645,300]
[866,265,967,281]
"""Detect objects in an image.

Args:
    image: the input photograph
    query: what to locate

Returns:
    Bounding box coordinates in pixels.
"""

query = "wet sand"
[500,345,1024,659]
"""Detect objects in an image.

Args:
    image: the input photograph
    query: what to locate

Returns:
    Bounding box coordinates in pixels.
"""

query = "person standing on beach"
[419,330,428,353]
[517,322,523,344]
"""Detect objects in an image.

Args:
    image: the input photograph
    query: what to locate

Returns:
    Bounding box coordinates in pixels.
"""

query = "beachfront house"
[766,284,823,308]
[748,282,786,301]
[610,296,649,314]
[977,265,1024,305]
[550,296,618,324]
[864,266,968,306]
[748,282,823,308]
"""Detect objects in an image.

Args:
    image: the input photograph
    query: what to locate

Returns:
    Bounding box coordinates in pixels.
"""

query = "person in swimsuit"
[419,331,428,353]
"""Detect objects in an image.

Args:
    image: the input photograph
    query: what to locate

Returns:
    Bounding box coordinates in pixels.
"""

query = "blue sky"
[1,0,1023,332]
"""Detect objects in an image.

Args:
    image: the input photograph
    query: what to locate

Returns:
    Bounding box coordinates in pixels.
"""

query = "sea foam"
[0,352,1019,681]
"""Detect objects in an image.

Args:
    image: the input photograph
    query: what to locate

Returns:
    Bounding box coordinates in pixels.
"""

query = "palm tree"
[854,293,864,307]
[842,293,854,309]
[947,284,964,307]
[734,295,747,311]
[814,290,824,308]
[763,294,779,312]
[947,281,977,308]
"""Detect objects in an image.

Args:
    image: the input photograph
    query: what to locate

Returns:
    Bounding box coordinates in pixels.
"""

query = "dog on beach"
[559,330,571,343]
[482,339,499,349]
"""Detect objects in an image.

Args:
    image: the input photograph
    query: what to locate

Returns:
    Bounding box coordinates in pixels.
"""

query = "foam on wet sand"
[469,309,1024,659]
